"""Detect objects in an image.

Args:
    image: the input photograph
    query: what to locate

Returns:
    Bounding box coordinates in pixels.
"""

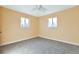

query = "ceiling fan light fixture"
[32,5,47,12]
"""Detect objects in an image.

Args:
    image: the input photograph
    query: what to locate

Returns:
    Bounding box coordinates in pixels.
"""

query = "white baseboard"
[1,36,79,47]
[39,36,79,46]
[1,36,37,46]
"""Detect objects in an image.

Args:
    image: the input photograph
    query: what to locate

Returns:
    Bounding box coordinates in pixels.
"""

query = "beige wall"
[0,8,1,44]
[1,6,79,45]
[0,7,2,44]
[39,6,79,44]
[0,8,1,32]
[0,7,38,45]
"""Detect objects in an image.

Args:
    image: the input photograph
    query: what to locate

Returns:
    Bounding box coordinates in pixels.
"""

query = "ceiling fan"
[32,5,47,12]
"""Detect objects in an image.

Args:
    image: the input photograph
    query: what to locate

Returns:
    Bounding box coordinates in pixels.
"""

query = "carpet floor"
[1,37,79,54]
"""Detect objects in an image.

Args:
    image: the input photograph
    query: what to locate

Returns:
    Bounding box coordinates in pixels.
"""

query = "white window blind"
[21,17,29,28]
[48,17,57,28]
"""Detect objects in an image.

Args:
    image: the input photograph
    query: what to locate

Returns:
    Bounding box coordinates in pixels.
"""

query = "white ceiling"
[2,5,76,17]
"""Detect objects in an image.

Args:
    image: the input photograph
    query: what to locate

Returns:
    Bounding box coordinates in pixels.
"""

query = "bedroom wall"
[0,7,2,44]
[1,6,79,46]
[0,8,1,32]
[0,7,38,45]
[39,6,79,44]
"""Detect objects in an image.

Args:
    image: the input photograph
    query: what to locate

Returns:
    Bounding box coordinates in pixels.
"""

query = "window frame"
[21,16,29,28]
[48,16,57,28]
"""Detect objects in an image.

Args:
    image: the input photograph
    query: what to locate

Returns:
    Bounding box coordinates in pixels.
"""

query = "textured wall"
[1,6,79,45]
[0,7,2,44]
[0,7,38,45]
[39,6,79,44]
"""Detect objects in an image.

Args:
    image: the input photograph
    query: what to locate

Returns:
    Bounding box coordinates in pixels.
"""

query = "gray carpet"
[1,37,79,54]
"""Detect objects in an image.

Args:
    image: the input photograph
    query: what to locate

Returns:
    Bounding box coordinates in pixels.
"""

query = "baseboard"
[1,36,79,47]
[1,36,37,46]
[39,36,79,46]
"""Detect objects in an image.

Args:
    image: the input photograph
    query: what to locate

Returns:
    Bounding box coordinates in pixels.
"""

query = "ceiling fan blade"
[32,5,47,12]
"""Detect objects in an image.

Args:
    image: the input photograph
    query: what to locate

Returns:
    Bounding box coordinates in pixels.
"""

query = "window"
[48,17,57,28]
[21,17,29,28]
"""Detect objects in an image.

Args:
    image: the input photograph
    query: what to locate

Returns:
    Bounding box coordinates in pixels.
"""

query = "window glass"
[48,17,57,28]
[21,17,29,28]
